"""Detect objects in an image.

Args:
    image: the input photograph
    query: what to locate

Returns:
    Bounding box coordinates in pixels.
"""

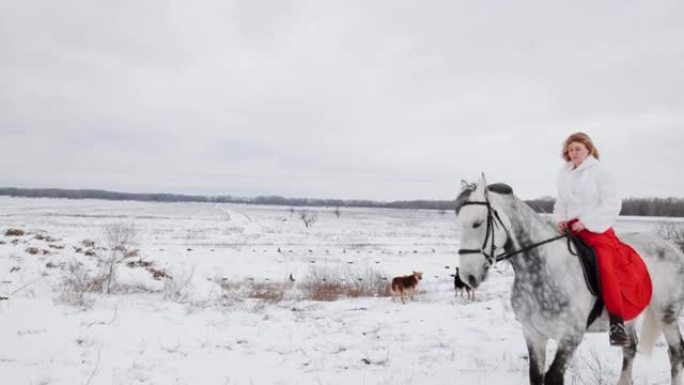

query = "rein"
[493,233,568,262]
[457,199,569,264]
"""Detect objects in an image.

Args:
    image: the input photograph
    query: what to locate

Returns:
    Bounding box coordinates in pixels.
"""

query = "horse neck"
[494,195,566,276]
[492,195,591,330]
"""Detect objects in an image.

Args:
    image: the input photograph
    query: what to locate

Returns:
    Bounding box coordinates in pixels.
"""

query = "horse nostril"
[467,275,477,288]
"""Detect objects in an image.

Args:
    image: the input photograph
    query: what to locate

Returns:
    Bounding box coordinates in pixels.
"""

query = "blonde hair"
[561,132,600,162]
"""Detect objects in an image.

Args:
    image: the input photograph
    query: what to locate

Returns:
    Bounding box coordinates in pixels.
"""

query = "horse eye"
[472,221,482,229]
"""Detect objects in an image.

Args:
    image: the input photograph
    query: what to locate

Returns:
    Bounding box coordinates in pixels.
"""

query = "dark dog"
[454,267,474,301]
[391,271,423,304]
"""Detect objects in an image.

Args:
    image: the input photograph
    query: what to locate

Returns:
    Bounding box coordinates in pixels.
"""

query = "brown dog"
[391,271,423,304]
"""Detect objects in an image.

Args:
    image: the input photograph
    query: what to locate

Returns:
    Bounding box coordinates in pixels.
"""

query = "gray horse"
[455,177,684,385]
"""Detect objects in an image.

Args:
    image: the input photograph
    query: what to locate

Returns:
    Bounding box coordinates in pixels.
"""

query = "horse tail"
[637,306,660,355]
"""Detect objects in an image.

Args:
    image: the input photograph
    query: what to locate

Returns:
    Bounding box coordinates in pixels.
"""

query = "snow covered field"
[1,196,683,385]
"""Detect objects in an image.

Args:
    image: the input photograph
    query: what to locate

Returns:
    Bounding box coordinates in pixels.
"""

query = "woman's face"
[567,141,590,166]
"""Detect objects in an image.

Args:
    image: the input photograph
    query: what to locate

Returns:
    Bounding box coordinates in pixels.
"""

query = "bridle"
[457,200,509,265]
[457,197,568,265]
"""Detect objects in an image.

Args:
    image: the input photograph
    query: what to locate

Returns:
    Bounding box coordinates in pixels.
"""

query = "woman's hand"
[570,220,586,232]
[557,221,569,233]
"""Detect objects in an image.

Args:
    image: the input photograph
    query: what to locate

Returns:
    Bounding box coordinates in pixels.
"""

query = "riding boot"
[609,314,630,347]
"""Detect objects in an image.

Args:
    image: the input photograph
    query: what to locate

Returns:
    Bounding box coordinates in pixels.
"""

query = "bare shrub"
[245,281,288,303]
[115,282,160,295]
[347,266,390,298]
[100,223,137,294]
[302,279,346,301]
[217,278,291,305]
[216,278,244,307]
[300,265,340,301]
[299,211,318,228]
[655,222,684,253]
[162,269,192,303]
[333,207,341,218]
[59,261,104,307]
[301,265,389,301]
[213,267,387,306]
[104,223,137,252]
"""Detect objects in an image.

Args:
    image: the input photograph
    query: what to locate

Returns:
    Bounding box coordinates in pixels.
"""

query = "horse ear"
[481,173,490,199]
[473,173,488,199]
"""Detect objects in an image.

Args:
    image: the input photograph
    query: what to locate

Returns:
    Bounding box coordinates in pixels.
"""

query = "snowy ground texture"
[1,196,684,385]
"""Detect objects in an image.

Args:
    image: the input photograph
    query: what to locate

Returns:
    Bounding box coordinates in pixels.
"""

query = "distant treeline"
[0,187,455,210]
[519,197,684,218]
[1,187,683,217]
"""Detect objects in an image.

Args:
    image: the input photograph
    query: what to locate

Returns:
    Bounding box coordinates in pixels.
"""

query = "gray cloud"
[1,0,683,200]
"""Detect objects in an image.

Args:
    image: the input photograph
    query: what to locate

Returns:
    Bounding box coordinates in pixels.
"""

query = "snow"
[0,196,682,384]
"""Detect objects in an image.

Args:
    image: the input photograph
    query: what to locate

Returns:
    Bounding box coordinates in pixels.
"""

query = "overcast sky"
[1,1,683,201]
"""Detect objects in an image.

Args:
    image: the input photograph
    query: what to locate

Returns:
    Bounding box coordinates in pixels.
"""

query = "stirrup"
[609,323,631,347]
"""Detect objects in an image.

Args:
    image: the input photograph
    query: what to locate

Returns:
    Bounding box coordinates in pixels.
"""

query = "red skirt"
[573,225,652,321]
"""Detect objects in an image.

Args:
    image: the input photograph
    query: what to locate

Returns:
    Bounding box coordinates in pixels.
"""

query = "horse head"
[455,174,513,289]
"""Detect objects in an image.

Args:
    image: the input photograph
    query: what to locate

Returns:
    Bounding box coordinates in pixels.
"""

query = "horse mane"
[454,182,476,214]
[454,181,514,214]
[487,183,513,195]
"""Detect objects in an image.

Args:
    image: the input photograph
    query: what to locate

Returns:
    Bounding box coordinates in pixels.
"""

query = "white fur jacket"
[552,155,622,233]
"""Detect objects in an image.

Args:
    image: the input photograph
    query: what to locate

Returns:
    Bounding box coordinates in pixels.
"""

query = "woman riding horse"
[552,132,652,347]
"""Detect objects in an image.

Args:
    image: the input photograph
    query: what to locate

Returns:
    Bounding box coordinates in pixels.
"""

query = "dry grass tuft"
[34,233,57,242]
[217,278,291,305]
[25,247,40,255]
[302,281,347,301]
[5,228,25,236]
[245,281,289,303]
[300,265,389,301]
[162,268,194,303]
[59,261,105,307]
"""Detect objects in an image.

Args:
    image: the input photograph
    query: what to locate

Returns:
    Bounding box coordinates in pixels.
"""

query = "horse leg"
[524,330,547,385]
[662,321,684,384]
[544,334,582,385]
[616,323,638,385]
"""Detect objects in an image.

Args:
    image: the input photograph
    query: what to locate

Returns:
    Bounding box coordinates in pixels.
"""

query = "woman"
[553,132,652,347]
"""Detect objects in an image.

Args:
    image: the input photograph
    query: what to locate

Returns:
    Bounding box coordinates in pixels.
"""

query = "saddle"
[567,235,604,328]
